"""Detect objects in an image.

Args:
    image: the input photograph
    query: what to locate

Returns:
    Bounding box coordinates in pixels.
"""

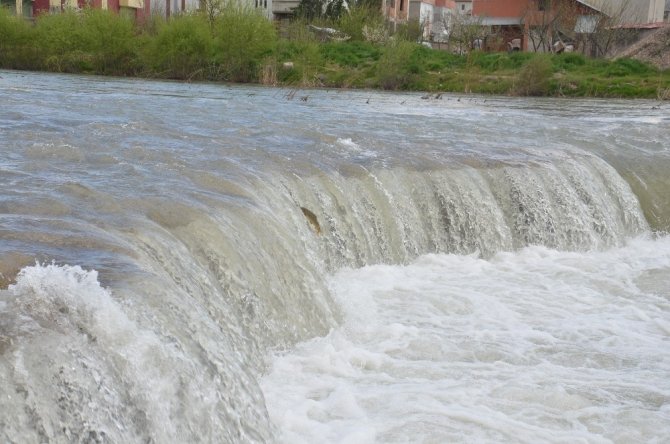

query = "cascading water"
[1,70,669,443]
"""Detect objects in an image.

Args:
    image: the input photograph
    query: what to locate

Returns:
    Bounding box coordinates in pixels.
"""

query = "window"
[461,4,465,10]
[538,0,548,11]
[400,0,404,11]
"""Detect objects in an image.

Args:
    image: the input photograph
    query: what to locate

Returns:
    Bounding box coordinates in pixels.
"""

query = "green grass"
[320,41,381,67]
[0,8,668,99]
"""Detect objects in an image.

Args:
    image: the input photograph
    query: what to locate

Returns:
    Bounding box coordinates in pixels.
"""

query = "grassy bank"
[1,7,669,99]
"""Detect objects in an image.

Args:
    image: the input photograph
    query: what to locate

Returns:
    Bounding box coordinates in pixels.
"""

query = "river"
[1,70,669,443]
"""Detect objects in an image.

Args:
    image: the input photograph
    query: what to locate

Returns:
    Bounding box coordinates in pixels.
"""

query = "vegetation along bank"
[0,6,669,99]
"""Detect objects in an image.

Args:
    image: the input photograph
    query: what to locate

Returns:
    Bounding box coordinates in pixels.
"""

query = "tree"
[520,0,580,53]
[201,0,224,26]
[293,0,348,20]
[293,0,381,22]
[439,11,491,54]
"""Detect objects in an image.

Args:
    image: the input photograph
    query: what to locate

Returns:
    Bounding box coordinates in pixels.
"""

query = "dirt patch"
[614,25,670,71]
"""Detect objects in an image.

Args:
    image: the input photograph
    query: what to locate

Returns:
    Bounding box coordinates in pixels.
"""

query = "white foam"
[0,263,196,441]
[262,236,670,443]
[336,138,378,158]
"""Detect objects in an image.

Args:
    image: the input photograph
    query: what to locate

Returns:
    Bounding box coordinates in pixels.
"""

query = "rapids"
[1,70,669,443]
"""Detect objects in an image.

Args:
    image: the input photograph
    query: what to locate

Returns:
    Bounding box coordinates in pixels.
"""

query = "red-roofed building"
[466,0,666,51]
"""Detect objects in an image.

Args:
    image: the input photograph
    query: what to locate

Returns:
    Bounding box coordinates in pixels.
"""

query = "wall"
[472,0,528,18]
[455,0,471,14]
[31,0,149,19]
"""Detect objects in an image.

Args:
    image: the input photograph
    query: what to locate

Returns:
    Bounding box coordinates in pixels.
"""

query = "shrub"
[0,8,36,69]
[376,40,417,90]
[276,39,323,86]
[78,10,137,75]
[34,10,137,75]
[336,5,386,42]
[147,14,213,80]
[212,4,277,82]
[515,54,553,96]
[34,11,83,72]
[395,19,423,42]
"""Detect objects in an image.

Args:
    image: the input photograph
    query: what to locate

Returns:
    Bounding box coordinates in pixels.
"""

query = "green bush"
[78,9,137,75]
[34,9,137,74]
[395,19,423,42]
[147,14,213,80]
[212,5,277,82]
[34,11,83,72]
[336,5,386,42]
[276,39,323,86]
[376,40,417,89]
[0,8,36,69]
[515,54,554,96]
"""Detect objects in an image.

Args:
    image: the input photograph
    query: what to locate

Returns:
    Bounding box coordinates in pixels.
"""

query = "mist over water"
[1,70,669,442]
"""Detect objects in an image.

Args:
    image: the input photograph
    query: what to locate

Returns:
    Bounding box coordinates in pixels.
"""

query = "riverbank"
[1,8,669,99]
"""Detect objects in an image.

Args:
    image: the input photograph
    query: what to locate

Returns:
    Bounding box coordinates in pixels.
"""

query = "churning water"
[1,70,669,443]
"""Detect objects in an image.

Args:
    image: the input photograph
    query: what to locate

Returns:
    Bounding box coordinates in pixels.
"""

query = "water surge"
[1,71,668,443]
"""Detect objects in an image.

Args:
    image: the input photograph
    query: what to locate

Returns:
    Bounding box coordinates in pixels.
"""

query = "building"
[432,0,465,43]
[410,0,434,38]
[154,0,270,19]
[455,0,471,14]
[469,0,526,49]
[384,0,456,39]
[155,0,200,17]
[471,0,665,24]
[467,0,666,51]
[1,0,152,19]
[272,0,296,19]
[1,0,32,17]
